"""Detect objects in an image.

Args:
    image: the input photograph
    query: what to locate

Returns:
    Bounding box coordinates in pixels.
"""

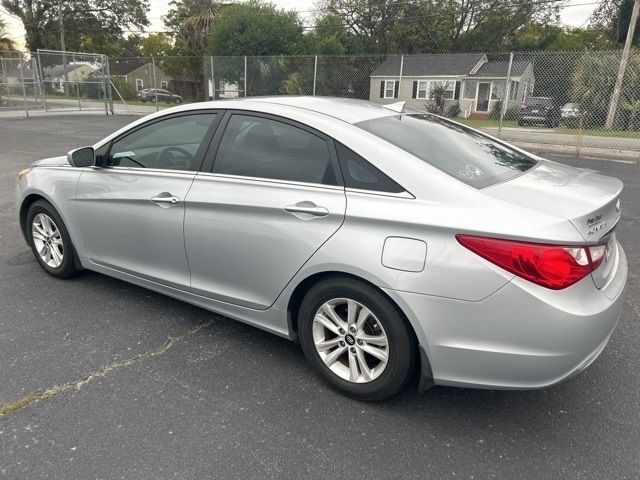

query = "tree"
[510,23,612,51]
[306,13,377,54]
[0,17,18,54]
[141,33,173,57]
[591,0,640,46]
[208,2,305,57]
[320,0,562,54]
[1,0,149,53]
[570,52,640,127]
[621,100,640,130]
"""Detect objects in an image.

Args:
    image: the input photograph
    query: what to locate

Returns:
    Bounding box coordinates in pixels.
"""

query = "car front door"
[76,112,220,289]
[184,112,346,309]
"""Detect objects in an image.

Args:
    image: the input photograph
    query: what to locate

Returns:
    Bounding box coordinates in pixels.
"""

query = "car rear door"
[76,111,221,289]
[184,111,346,310]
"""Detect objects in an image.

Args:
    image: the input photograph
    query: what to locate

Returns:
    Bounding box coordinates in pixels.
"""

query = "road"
[0,115,638,479]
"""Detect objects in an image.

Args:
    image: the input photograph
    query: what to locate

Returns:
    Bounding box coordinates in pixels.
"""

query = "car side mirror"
[67,147,95,168]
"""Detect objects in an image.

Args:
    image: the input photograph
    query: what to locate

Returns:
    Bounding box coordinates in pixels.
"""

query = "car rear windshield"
[526,97,551,105]
[356,114,538,188]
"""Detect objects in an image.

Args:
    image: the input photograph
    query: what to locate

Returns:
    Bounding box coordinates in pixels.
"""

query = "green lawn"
[455,117,640,139]
[455,118,516,129]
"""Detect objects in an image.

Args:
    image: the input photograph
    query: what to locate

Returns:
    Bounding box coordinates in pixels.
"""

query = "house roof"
[108,58,149,75]
[471,60,531,78]
[371,53,487,77]
[42,63,94,77]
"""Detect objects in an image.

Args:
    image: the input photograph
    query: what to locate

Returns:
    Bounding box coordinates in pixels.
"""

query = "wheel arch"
[285,270,433,390]
[19,193,48,242]
[19,192,83,271]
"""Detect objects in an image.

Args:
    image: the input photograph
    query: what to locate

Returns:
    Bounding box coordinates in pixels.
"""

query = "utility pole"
[59,0,68,92]
[605,0,639,129]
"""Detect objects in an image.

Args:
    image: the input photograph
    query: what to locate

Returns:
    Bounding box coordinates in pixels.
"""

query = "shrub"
[488,100,502,120]
[110,76,137,101]
[447,102,461,118]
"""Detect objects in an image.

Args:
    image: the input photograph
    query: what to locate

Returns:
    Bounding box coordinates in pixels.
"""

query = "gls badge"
[586,214,607,235]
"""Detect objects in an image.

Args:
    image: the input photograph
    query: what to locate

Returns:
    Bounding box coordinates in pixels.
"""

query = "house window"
[383,80,395,99]
[509,80,518,100]
[462,81,477,100]
[441,81,456,100]
[135,79,143,91]
[417,81,430,99]
[160,81,168,89]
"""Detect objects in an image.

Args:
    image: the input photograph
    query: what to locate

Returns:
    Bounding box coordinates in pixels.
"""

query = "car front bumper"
[385,243,628,390]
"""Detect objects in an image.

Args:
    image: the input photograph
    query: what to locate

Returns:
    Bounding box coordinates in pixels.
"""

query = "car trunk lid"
[484,160,623,289]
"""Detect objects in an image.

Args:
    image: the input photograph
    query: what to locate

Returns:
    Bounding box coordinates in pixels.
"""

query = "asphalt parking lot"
[0,115,638,479]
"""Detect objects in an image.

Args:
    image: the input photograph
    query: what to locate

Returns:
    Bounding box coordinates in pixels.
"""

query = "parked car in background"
[518,96,561,127]
[137,88,183,104]
[560,103,586,126]
[15,97,627,401]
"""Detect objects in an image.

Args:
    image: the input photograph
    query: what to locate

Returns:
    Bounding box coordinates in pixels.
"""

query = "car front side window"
[212,114,338,186]
[106,113,217,171]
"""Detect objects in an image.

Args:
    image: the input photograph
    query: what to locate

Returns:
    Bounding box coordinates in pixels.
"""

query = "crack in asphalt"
[0,321,214,418]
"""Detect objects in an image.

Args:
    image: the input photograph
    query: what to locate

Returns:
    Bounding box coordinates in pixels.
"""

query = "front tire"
[26,200,79,278]
[298,277,417,401]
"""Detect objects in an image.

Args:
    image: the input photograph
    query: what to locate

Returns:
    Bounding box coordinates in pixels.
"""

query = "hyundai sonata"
[16,97,627,400]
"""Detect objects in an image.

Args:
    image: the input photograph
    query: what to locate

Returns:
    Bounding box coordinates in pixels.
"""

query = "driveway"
[0,115,638,479]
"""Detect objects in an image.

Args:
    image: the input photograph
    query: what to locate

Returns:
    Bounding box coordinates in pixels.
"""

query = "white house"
[370,54,535,118]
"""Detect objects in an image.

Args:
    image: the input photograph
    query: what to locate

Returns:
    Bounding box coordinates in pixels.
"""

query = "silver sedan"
[15,97,627,400]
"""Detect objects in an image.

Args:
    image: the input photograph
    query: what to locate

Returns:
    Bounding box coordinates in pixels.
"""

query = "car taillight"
[456,235,606,290]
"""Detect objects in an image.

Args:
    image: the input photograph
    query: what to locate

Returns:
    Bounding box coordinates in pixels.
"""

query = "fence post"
[398,54,404,99]
[1,57,12,106]
[36,51,48,111]
[152,56,159,111]
[244,56,248,97]
[313,55,318,96]
[104,57,114,114]
[19,52,29,118]
[208,56,215,100]
[73,53,81,110]
[498,52,514,138]
[30,58,39,106]
[101,55,108,115]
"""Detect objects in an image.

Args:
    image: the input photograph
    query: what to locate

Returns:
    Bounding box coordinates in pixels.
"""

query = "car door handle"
[151,193,180,205]
[284,202,329,218]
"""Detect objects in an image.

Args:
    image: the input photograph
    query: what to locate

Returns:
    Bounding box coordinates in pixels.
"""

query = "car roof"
[190,96,399,124]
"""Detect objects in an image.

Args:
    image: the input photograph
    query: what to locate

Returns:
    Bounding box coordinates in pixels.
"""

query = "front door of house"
[476,83,491,112]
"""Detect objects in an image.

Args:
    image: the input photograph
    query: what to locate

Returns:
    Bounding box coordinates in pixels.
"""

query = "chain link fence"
[2,48,639,157]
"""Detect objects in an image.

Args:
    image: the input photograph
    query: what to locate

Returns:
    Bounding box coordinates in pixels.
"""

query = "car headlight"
[18,166,33,180]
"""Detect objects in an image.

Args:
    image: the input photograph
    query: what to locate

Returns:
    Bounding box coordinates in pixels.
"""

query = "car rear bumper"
[385,243,628,390]
[520,115,549,122]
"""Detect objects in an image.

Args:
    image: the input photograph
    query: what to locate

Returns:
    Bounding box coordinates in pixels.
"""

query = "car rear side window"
[213,115,337,186]
[356,114,537,188]
[335,143,404,193]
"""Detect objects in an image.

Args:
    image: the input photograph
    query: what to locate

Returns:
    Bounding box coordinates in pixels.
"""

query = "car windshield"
[356,114,538,188]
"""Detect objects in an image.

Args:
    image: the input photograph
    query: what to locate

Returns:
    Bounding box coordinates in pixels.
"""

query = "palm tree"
[0,17,18,56]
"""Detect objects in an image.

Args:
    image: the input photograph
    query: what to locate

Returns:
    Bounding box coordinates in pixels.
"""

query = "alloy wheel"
[31,213,64,268]
[312,298,389,383]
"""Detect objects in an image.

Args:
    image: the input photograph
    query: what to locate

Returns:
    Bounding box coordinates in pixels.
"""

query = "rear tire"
[26,200,79,279]
[298,277,417,401]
